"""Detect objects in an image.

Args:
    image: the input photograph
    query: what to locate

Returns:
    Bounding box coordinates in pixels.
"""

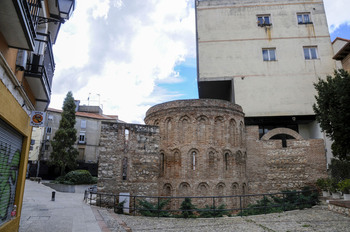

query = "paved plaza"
[20,180,350,232]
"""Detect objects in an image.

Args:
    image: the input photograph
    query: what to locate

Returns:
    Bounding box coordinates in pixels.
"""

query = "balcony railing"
[25,32,55,92]
[21,0,41,41]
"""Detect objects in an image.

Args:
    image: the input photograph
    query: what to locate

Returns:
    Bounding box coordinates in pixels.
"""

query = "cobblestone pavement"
[99,204,350,232]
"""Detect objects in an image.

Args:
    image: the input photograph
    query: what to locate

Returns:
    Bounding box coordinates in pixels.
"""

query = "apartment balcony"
[0,0,41,51]
[47,0,75,43]
[24,33,55,111]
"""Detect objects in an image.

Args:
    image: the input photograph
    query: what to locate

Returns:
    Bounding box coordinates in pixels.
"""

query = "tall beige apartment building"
[196,0,336,162]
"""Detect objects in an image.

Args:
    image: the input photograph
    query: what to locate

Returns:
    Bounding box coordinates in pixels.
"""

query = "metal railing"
[85,188,319,218]
[21,0,41,40]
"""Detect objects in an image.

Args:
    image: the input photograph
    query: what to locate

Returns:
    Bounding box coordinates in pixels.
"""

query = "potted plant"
[338,179,350,200]
[330,179,341,199]
[316,178,331,197]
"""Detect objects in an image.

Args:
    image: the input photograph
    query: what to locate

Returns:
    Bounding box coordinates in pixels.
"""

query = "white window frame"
[46,127,52,134]
[79,132,86,144]
[303,46,318,60]
[257,14,271,27]
[297,12,312,24]
[262,48,276,61]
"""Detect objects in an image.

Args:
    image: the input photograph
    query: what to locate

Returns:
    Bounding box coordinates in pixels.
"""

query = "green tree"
[313,69,350,161]
[50,91,78,175]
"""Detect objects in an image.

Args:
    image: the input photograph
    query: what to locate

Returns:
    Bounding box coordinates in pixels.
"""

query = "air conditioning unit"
[15,50,28,71]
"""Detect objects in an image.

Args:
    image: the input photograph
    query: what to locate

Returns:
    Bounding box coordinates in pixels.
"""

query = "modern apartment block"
[195,0,336,161]
[35,104,121,178]
[0,1,75,231]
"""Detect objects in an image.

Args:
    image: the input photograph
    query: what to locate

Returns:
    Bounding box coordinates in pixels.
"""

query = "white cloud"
[323,0,350,32]
[51,0,195,123]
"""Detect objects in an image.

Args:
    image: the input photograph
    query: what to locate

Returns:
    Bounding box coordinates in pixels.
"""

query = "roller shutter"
[0,119,23,226]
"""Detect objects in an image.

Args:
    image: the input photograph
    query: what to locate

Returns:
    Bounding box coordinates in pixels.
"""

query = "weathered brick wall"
[145,99,248,208]
[98,122,160,196]
[246,126,328,194]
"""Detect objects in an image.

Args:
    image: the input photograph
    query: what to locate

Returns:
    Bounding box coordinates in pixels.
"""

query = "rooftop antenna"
[88,93,91,106]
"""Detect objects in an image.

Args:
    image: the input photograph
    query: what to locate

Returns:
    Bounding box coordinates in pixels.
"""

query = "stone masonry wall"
[98,122,160,197]
[98,99,327,207]
[246,126,328,194]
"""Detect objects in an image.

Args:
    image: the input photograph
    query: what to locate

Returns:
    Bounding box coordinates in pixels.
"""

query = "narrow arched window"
[225,153,229,170]
[125,128,129,142]
[192,151,196,170]
[122,157,128,180]
[160,153,165,176]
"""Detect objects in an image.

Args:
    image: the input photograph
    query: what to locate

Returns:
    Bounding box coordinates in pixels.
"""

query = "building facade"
[195,0,336,163]
[37,104,120,178]
[0,1,74,231]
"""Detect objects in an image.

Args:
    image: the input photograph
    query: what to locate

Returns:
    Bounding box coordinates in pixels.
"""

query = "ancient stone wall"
[98,122,160,197]
[246,126,328,194]
[98,99,327,207]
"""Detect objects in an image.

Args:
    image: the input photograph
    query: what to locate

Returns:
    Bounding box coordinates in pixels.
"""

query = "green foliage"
[180,198,197,218]
[328,178,340,193]
[338,179,350,194]
[316,178,331,191]
[115,200,125,214]
[313,69,350,161]
[238,187,319,216]
[54,170,96,185]
[50,91,78,175]
[329,158,350,182]
[198,204,230,218]
[137,199,170,217]
[238,196,283,216]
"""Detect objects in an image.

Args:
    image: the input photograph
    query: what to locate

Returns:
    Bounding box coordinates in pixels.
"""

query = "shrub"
[198,204,230,218]
[115,200,125,214]
[338,179,350,194]
[180,198,197,218]
[54,169,97,185]
[329,179,339,193]
[137,199,170,217]
[238,187,318,216]
[316,178,331,191]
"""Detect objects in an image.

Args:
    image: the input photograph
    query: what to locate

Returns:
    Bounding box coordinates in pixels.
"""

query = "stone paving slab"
[19,180,101,232]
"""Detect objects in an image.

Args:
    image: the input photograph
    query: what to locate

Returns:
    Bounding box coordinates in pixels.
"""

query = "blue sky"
[330,24,350,41]
[50,0,350,123]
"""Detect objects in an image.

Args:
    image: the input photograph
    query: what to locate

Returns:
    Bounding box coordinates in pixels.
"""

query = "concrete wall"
[196,0,336,117]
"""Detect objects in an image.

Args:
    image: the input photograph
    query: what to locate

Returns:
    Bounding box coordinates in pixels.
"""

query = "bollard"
[51,191,56,201]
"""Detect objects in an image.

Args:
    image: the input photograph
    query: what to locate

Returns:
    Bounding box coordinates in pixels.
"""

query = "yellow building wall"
[0,74,32,232]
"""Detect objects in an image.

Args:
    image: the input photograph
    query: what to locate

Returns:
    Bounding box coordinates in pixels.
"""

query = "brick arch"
[179,115,191,143]
[216,182,226,192]
[163,183,173,196]
[179,182,191,196]
[261,128,304,141]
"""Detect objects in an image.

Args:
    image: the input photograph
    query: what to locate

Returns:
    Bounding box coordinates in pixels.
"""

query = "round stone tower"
[145,99,248,205]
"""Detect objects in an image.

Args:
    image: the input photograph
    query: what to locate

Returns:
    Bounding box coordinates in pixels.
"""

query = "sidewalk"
[19,180,102,232]
[20,180,350,232]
